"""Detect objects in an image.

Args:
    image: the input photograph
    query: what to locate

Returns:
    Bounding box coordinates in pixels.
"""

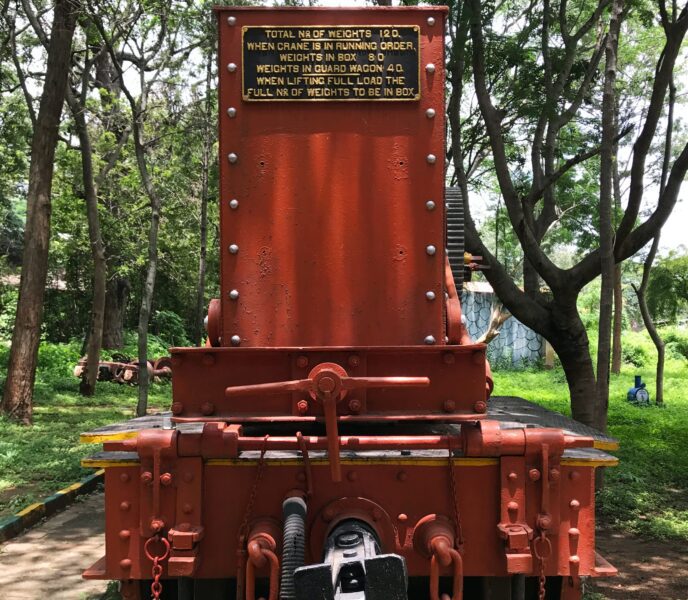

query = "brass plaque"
[242,25,420,101]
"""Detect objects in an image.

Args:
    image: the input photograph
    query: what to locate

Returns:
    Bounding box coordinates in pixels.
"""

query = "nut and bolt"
[160,472,173,486]
[443,399,456,413]
[426,245,436,255]
[227,15,236,25]
[508,471,518,481]
[228,244,239,254]
[427,16,436,26]
[348,398,362,414]
[297,400,309,415]
[227,107,237,118]
[425,63,436,73]
[426,154,436,164]
[201,401,215,416]
[529,468,541,481]
[426,291,436,301]
[473,400,487,413]
[140,471,153,484]
[227,152,238,163]
[348,355,360,368]
[296,355,309,368]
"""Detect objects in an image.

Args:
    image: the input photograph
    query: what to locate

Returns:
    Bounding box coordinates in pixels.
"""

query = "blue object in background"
[627,374,651,405]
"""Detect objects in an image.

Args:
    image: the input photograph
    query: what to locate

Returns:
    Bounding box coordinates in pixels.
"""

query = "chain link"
[533,531,551,600]
[144,535,170,600]
[446,437,464,548]
[239,435,270,541]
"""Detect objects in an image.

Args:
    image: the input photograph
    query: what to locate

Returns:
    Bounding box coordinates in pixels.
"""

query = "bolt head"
[297,400,309,414]
[119,472,130,483]
[424,335,436,345]
[425,63,436,73]
[227,15,236,26]
[171,402,183,415]
[183,503,193,514]
[228,152,238,163]
[229,199,239,210]
[201,401,215,415]
[397,513,408,522]
[507,501,519,512]
[529,468,541,481]
[426,291,436,301]
[230,334,241,346]
[569,554,580,565]
[443,399,456,413]
[426,200,436,210]
[348,398,362,413]
[426,245,436,255]
[119,529,130,540]
[227,62,237,72]
[508,471,518,481]
[427,16,436,26]
[120,558,132,569]
[227,107,237,118]
[140,471,153,484]
[568,527,580,538]
[296,355,309,368]
[426,154,437,164]
[550,468,560,481]
[120,501,130,511]
[160,472,173,486]
[426,108,436,119]
[570,499,580,511]
[473,400,487,413]
[150,519,165,532]
[538,514,552,530]
[229,289,239,300]
[229,244,239,254]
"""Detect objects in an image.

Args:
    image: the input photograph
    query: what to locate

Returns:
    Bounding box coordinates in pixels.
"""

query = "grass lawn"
[0,341,170,517]
[0,334,686,543]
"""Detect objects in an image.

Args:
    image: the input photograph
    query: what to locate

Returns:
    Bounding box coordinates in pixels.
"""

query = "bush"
[622,342,650,367]
[662,327,688,360]
[151,310,191,347]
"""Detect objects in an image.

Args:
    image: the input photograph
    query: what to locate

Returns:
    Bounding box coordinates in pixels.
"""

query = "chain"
[144,535,170,600]
[239,435,270,541]
[446,437,464,548]
[533,531,551,600]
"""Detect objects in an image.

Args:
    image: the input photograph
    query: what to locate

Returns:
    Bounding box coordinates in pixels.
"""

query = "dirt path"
[0,492,107,599]
[591,527,688,599]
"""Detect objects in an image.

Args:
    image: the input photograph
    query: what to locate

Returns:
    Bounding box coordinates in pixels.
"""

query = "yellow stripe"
[206,458,499,467]
[56,482,82,495]
[562,458,619,468]
[80,431,139,444]
[81,459,140,468]
[15,503,45,518]
[593,440,619,451]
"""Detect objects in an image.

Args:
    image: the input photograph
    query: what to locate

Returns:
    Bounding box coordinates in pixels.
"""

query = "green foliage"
[663,327,688,361]
[622,339,650,367]
[647,251,688,323]
[151,310,191,347]
[0,285,18,338]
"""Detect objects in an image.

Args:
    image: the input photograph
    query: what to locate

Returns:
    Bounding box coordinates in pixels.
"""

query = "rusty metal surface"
[218,7,447,348]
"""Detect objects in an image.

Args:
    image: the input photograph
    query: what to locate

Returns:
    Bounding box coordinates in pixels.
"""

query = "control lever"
[225,362,429,481]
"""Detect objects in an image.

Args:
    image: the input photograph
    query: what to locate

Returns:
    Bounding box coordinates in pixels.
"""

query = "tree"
[451,0,688,428]
[1,0,78,424]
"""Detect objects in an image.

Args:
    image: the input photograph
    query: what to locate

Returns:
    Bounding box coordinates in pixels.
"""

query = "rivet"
[348,398,362,414]
[550,468,560,481]
[397,513,408,522]
[230,334,241,346]
[229,199,239,211]
[426,108,436,119]
[201,401,215,415]
[183,503,193,514]
[568,527,580,538]
[140,471,153,484]
[569,470,580,481]
[228,152,238,163]
[120,501,131,512]
[570,499,580,511]
[426,245,436,255]
[297,400,309,414]
[229,244,239,254]
[120,558,132,569]
[119,529,130,540]
[348,355,360,368]
[427,16,436,26]
[347,471,358,482]
[183,472,194,483]
[507,501,519,512]
[119,473,130,483]
[227,107,237,118]
[397,470,407,481]
[443,399,456,413]
[171,402,183,415]
[160,472,173,486]
[529,468,541,481]
[443,352,455,364]
[426,154,436,164]
[473,400,487,413]
[426,200,436,210]
[425,63,436,73]
[508,472,518,481]
[227,15,236,26]
[227,62,237,72]
[426,291,436,301]
[424,335,436,345]
[569,555,580,565]
[229,289,239,300]
[296,355,309,368]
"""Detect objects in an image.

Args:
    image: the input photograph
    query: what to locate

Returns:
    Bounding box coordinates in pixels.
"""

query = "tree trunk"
[1,0,78,424]
[194,52,212,346]
[68,90,106,397]
[611,264,623,374]
[595,0,624,432]
[102,277,129,349]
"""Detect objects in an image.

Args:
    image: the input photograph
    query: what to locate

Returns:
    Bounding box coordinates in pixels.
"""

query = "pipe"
[279,496,307,599]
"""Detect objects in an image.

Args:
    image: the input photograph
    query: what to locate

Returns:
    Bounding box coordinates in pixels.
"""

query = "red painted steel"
[218,7,447,348]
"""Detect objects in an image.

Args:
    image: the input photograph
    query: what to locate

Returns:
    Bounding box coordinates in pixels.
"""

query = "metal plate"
[242,25,420,102]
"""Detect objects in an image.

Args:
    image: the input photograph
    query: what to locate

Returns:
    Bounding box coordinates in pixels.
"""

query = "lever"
[225,362,429,481]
